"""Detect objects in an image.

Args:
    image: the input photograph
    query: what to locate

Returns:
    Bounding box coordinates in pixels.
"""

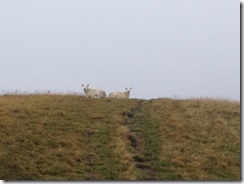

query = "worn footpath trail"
[121,100,180,180]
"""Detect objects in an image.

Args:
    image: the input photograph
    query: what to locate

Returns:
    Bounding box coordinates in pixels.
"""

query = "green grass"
[0,95,240,180]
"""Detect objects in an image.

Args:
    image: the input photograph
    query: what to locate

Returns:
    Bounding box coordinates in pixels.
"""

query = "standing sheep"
[108,87,132,99]
[82,84,107,98]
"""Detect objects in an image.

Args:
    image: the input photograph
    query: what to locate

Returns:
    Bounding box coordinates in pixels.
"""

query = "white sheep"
[108,87,132,99]
[82,84,107,98]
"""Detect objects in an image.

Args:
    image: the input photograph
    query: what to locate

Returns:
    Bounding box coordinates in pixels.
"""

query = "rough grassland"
[0,95,240,180]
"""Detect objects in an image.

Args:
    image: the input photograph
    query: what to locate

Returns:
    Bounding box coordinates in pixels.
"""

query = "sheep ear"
[125,87,128,90]
[87,84,89,88]
[82,84,84,87]
[130,87,132,90]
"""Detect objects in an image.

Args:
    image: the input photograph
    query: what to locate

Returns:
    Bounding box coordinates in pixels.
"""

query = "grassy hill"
[0,95,240,180]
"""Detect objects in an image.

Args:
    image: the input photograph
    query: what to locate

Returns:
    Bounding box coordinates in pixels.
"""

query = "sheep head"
[82,84,90,93]
[125,87,132,93]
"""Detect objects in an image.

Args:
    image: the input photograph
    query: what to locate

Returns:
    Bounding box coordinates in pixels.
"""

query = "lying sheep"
[108,87,132,99]
[82,84,107,98]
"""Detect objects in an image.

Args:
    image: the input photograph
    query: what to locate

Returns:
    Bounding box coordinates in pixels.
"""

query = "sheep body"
[82,84,106,98]
[108,87,132,99]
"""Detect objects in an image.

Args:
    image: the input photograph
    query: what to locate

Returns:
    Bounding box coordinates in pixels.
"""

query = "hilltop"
[0,95,240,180]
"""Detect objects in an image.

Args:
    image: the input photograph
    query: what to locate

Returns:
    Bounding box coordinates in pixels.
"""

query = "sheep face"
[125,87,132,94]
[82,84,90,94]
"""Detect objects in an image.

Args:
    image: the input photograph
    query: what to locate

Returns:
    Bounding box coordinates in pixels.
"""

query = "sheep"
[82,84,107,98]
[108,87,132,99]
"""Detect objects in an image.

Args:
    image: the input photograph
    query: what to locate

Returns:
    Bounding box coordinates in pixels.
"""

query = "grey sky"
[0,0,240,100]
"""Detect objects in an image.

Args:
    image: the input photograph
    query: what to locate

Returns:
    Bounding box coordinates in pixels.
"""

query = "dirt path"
[122,100,162,180]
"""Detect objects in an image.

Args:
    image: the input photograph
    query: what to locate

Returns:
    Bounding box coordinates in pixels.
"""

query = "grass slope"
[0,95,240,180]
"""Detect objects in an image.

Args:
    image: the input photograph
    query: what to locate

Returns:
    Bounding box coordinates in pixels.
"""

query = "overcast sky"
[0,0,240,100]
